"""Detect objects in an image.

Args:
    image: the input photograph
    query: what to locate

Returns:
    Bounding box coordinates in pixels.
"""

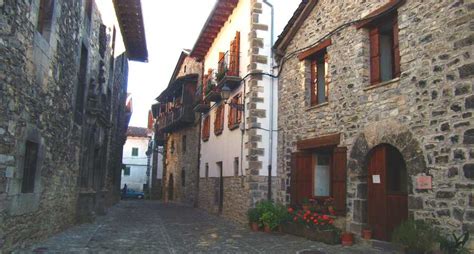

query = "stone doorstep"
[368,239,404,253]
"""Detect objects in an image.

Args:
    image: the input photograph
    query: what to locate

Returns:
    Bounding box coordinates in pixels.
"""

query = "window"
[74,44,88,123]
[214,104,225,135]
[310,51,329,105]
[182,135,187,153]
[205,163,209,178]
[37,0,54,39]
[21,141,39,193]
[123,166,130,176]
[202,116,210,141]
[84,0,93,33]
[313,154,331,197]
[228,94,242,130]
[297,38,331,106]
[368,14,400,85]
[291,145,347,214]
[131,147,138,156]
[234,157,239,176]
[181,168,185,187]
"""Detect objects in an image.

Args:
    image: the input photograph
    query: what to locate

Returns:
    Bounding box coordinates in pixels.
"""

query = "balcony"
[193,85,211,113]
[157,105,195,132]
[156,74,198,132]
[216,32,241,90]
[154,128,165,146]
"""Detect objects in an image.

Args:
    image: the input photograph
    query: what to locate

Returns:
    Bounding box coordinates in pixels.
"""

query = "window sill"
[364,77,400,91]
[306,102,329,111]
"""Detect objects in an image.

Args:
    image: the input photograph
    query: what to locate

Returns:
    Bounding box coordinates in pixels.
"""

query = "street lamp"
[220,85,244,111]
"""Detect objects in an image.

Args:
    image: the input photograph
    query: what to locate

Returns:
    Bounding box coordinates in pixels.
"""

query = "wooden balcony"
[216,32,241,90]
[154,129,165,146]
[157,105,195,132]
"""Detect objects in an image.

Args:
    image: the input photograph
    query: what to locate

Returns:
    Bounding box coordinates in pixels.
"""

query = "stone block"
[463,164,474,179]
[458,63,474,79]
[436,191,455,199]
[408,196,423,210]
[463,129,474,144]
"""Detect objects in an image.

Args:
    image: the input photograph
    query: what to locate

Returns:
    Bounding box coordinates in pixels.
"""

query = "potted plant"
[392,219,440,254]
[247,208,260,232]
[260,211,278,233]
[362,228,372,240]
[302,197,311,211]
[341,232,354,246]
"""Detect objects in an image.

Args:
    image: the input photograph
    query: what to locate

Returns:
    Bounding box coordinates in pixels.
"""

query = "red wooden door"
[368,145,387,240]
[291,152,313,205]
[368,145,408,241]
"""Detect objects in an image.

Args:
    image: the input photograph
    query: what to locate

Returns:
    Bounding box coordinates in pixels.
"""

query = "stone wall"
[198,176,250,224]
[162,127,200,206]
[276,0,473,245]
[0,0,131,251]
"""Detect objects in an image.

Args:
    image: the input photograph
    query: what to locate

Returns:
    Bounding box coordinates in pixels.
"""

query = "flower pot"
[341,232,354,246]
[263,225,272,233]
[250,222,259,232]
[362,229,372,240]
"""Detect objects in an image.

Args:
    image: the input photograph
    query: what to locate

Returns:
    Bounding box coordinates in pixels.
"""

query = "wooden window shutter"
[236,95,242,123]
[392,17,401,78]
[227,103,234,128]
[369,28,381,85]
[310,59,318,105]
[290,152,313,205]
[331,147,347,215]
[202,116,210,141]
[324,53,330,102]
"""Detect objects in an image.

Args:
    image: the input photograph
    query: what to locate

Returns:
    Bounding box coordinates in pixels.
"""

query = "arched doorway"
[367,144,408,241]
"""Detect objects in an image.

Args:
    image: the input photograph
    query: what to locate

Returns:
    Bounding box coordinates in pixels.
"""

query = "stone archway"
[347,120,427,234]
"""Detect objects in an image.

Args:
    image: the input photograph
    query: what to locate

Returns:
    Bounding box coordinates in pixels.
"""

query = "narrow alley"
[20,201,385,254]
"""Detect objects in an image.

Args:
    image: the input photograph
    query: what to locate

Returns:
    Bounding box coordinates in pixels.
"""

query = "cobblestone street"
[16,201,391,254]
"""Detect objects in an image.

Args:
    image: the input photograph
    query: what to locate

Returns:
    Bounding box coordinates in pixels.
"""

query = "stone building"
[0,0,147,251]
[189,0,280,223]
[153,50,202,206]
[274,0,473,245]
[121,126,152,192]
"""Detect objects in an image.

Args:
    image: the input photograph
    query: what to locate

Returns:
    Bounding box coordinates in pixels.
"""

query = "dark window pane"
[21,141,39,193]
[131,148,138,156]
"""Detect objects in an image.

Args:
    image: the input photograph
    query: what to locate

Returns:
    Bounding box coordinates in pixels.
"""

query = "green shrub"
[391,220,440,252]
[439,231,470,254]
[247,208,260,223]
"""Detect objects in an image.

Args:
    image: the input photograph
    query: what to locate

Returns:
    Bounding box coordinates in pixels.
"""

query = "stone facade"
[275,0,473,246]
[159,53,202,206]
[0,0,145,251]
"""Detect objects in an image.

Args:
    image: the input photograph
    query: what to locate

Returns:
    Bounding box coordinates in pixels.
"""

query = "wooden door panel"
[368,145,388,240]
[387,194,408,240]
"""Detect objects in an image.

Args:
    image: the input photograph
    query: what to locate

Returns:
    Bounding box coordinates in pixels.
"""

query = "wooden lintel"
[296,133,340,150]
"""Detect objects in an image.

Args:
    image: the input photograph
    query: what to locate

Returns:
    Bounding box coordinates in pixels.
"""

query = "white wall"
[94,1,127,58]
[200,0,252,178]
[122,136,150,191]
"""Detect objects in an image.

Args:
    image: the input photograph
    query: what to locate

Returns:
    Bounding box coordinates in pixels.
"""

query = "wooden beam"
[296,133,340,150]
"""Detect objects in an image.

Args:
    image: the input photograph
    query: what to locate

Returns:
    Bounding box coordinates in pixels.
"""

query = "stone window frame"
[7,125,45,216]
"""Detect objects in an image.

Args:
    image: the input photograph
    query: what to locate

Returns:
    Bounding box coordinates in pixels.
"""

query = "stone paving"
[15,200,393,253]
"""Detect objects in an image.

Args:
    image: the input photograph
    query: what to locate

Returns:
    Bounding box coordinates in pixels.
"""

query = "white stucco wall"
[94,1,127,58]
[199,0,252,178]
[121,136,150,191]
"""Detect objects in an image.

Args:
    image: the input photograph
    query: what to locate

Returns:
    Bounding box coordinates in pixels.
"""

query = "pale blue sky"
[127,0,301,128]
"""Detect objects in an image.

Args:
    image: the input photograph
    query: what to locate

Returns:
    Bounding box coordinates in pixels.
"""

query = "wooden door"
[368,145,387,240]
[368,145,408,241]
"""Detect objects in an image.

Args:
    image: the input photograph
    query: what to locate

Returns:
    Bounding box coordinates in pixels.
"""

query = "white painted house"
[121,126,152,191]
[190,0,299,222]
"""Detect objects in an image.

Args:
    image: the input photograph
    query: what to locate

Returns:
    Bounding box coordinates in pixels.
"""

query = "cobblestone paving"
[16,201,393,253]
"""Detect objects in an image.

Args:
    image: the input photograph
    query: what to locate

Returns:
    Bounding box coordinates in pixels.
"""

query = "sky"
[127,0,301,128]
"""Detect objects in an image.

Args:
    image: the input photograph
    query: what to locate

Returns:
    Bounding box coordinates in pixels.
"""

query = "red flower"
[322,215,329,220]
[288,207,294,213]
[293,217,298,221]
[306,219,310,223]
[329,220,334,224]
[313,219,317,223]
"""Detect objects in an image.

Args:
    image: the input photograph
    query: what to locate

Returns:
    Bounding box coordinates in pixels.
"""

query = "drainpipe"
[263,0,274,201]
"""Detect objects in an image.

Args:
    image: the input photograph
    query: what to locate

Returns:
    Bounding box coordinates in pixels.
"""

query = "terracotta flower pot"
[362,229,372,240]
[341,232,354,246]
[250,222,259,232]
[264,225,272,233]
